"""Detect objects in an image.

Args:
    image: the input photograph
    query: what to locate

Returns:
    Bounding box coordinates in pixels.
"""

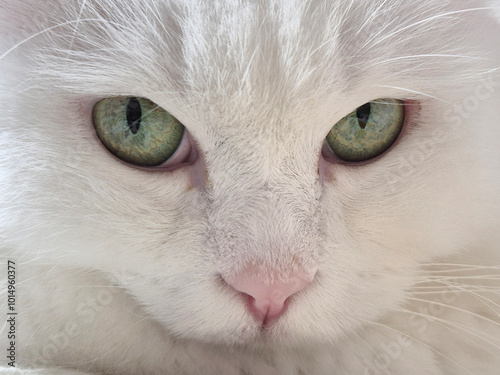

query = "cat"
[1,0,500,374]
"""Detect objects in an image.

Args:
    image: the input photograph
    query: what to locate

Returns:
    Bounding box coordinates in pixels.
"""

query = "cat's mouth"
[246,294,292,329]
[226,294,319,348]
[236,287,293,328]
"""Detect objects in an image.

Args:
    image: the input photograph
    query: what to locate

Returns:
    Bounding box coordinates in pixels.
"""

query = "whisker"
[1,17,152,62]
[366,320,476,375]
[414,275,500,283]
[411,278,500,320]
[398,307,500,355]
[420,263,500,270]
[407,296,500,328]
[66,0,88,54]
[352,331,391,375]
[372,85,452,103]
[369,54,485,68]
[1,19,95,62]
[366,7,497,50]
[411,288,500,295]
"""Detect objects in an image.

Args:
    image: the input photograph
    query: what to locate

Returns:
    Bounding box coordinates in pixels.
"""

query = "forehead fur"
[6,0,493,107]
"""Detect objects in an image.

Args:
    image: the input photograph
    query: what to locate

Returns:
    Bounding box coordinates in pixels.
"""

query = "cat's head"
[1,0,500,348]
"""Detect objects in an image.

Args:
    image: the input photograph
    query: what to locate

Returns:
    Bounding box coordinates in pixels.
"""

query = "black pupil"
[356,102,371,129]
[127,97,142,134]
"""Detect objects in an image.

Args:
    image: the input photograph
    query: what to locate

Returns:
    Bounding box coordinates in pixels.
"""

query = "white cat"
[1,0,500,374]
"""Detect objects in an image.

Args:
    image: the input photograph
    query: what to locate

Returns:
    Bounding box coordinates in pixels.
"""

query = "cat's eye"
[324,98,405,163]
[92,96,192,168]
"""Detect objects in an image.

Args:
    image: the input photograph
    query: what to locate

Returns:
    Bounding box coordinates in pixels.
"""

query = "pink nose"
[226,267,315,323]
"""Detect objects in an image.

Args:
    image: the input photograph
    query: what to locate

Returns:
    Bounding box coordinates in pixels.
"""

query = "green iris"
[326,99,405,162]
[92,96,184,167]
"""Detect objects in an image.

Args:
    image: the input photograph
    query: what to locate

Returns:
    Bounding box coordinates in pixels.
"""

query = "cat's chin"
[187,328,334,351]
[167,311,346,350]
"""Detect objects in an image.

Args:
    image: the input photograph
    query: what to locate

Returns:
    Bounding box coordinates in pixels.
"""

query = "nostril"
[224,267,316,322]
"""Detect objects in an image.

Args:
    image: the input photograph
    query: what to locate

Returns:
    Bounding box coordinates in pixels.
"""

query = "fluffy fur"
[1,0,500,374]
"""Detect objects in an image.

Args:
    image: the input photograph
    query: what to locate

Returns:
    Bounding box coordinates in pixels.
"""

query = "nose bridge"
[206,140,322,271]
[214,174,317,231]
[211,152,320,220]
[209,176,320,274]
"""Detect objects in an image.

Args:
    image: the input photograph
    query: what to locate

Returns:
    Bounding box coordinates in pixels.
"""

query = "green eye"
[326,98,405,163]
[92,96,185,167]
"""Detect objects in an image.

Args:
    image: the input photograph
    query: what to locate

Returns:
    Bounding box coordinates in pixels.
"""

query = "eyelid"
[90,96,198,172]
[152,129,197,170]
[322,99,411,166]
[124,129,198,172]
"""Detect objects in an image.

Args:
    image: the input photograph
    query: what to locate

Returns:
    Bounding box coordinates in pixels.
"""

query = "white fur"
[1,0,500,374]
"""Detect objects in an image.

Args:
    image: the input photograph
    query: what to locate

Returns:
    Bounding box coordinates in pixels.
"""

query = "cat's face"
[1,0,500,348]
